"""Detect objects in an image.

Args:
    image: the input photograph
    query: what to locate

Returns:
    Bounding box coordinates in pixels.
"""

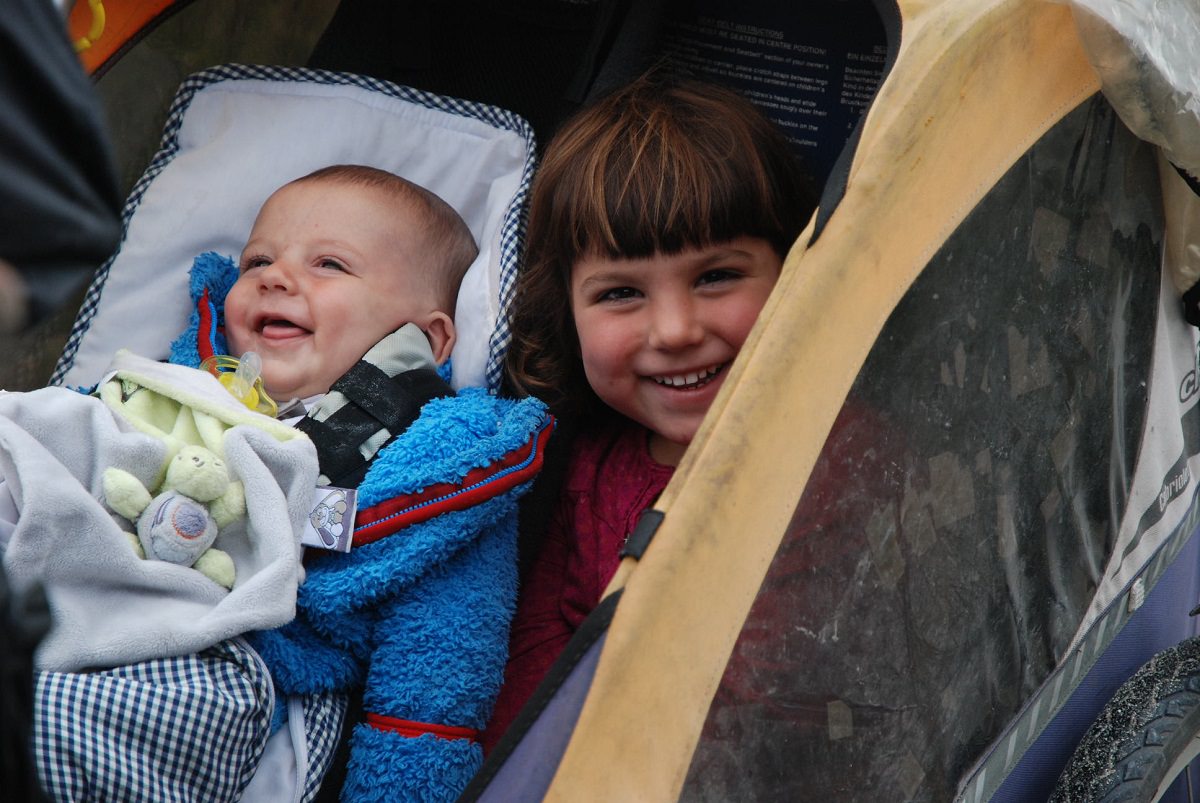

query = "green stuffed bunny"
[102,444,245,588]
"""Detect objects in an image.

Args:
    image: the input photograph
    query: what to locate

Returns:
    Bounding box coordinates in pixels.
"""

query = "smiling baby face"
[223,177,452,400]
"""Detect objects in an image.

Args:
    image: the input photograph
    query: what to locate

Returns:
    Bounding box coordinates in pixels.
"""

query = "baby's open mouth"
[259,318,310,337]
[651,363,725,389]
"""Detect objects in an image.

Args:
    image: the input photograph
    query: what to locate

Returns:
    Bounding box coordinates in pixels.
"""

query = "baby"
[224,163,471,405]
[218,164,477,490]
[27,165,552,803]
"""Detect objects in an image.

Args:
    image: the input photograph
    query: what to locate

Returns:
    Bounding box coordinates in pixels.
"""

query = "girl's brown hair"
[504,71,818,414]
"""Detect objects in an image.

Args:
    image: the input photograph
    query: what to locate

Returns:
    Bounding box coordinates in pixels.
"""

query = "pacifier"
[200,352,278,417]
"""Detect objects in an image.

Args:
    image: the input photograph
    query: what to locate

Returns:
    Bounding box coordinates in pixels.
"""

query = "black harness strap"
[330,362,431,432]
[297,365,454,487]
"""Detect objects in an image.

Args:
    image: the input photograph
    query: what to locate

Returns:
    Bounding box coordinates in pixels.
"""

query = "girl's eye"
[318,259,347,272]
[596,286,641,303]
[697,268,740,286]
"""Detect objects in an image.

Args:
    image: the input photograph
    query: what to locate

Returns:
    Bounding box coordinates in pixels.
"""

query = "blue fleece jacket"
[171,252,552,803]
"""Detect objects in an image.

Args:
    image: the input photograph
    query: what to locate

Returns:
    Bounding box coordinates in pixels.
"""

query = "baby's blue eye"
[240,256,270,272]
[319,259,347,272]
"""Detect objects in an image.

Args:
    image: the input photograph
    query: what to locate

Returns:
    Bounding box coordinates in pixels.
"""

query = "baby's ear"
[421,311,456,365]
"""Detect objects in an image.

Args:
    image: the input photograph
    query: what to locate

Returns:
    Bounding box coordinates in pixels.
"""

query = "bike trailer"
[12,0,1200,800]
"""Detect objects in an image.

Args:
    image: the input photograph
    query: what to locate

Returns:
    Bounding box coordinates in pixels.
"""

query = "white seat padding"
[53,64,537,392]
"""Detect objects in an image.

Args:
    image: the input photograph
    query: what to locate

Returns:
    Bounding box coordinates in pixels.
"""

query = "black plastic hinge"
[620,508,664,560]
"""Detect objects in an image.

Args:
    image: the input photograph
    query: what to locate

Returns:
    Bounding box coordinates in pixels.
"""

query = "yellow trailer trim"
[546,1,1100,799]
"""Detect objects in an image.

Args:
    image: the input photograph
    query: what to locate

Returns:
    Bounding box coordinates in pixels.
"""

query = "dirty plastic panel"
[1067,0,1200,300]
[680,94,1162,801]
[1067,0,1200,176]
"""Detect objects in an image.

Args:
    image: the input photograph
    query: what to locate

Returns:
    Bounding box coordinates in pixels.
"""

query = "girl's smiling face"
[569,236,782,465]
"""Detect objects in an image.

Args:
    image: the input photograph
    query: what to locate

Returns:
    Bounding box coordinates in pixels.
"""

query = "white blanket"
[1,352,317,672]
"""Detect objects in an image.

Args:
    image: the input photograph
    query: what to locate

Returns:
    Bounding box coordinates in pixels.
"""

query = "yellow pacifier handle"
[200,353,278,417]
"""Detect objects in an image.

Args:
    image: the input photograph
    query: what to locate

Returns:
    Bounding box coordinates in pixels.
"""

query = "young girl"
[482,71,819,749]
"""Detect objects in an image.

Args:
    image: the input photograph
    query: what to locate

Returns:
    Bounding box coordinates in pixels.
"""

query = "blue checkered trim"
[299,692,349,803]
[33,638,273,802]
[485,145,537,390]
[49,64,538,391]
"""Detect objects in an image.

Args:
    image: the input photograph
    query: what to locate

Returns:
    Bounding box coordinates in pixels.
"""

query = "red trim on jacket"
[365,712,479,742]
[352,416,553,548]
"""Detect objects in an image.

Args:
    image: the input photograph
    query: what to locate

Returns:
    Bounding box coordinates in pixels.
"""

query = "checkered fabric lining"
[34,639,273,802]
[49,63,538,392]
[300,692,349,803]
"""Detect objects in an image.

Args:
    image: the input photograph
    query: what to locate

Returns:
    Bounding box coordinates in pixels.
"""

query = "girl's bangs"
[569,172,757,260]
[566,116,788,261]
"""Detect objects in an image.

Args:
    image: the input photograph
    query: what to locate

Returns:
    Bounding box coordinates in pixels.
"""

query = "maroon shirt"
[481,402,897,752]
[481,420,673,751]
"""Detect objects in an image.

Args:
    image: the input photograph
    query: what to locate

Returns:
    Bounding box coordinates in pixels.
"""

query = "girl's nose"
[648,296,704,350]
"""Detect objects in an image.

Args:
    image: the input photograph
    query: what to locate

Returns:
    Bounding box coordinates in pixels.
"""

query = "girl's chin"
[648,431,691,466]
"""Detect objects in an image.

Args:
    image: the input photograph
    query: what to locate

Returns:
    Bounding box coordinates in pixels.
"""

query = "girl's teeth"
[655,365,720,387]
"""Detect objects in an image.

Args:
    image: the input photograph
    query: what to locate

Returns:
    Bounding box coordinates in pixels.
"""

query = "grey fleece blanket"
[0,351,317,672]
